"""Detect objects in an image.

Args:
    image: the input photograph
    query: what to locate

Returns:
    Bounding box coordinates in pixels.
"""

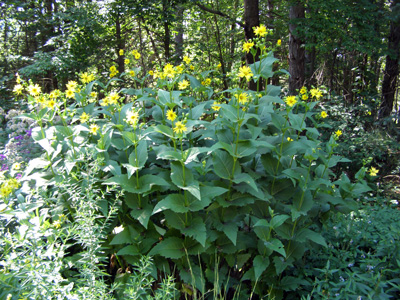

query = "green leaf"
[264,238,286,257]
[220,104,239,122]
[296,228,327,247]
[104,174,170,194]
[220,222,238,246]
[250,53,278,80]
[270,215,290,229]
[212,150,240,180]
[152,194,189,214]
[153,124,174,138]
[148,237,185,259]
[155,145,183,162]
[254,255,270,280]
[117,245,140,256]
[182,217,207,247]
[170,162,201,200]
[232,173,258,192]
[128,140,148,168]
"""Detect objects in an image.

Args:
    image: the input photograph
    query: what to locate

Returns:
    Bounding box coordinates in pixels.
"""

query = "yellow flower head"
[173,121,187,134]
[27,84,41,97]
[46,99,56,109]
[300,87,307,94]
[148,70,154,76]
[90,124,100,135]
[66,80,78,91]
[238,66,253,81]
[254,25,268,37]
[110,65,117,73]
[190,65,195,70]
[13,84,23,95]
[183,56,192,64]
[16,73,21,84]
[119,49,124,56]
[126,109,140,127]
[134,52,141,59]
[287,137,294,142]
[109,92,120,105]
[217,63,222,69]
[277,39,282,46]
[12,162,21,170]
[129,70,135,77]
[176,65,184,74]
[369,167,379,177]
[236,92,249,105]
[302,94,309,101]
[212,101,221,111]
[80,112,90,123]
[320,111,328,118]
[90,91,97,99]
[285,96,297,107]
[80,72,94,84]
[310,88,323,100]
[66,89,75,99]
[178,80,190,90]
[166,109,177,122]
[335,130,342,137]
[50,89,61,99]
[125,59,130,65]
[243,41,254,53]
[100,97,110,106]
[163,63,176,78]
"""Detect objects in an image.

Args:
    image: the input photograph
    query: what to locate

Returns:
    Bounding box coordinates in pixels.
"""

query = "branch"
[195,2,245,28]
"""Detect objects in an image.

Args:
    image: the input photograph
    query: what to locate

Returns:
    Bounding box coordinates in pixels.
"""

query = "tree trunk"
[174,5,184,64]
[243,0,260,91]
[288,1,305,93]
[379,0,400,119]
[163,0,171,60]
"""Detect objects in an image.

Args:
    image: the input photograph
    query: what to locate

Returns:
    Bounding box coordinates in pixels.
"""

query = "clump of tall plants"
[1,26,372,299]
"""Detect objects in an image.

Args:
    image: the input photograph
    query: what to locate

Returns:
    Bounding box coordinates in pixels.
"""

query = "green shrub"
[1,36,371,299]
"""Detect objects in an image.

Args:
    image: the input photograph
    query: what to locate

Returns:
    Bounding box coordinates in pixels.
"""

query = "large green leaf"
[170,162,201,200]
[103,174,170,194]
[182,217,207,247]
[254,255,270,280]
[148,237,185,259]
[212,150,240,180]
[264,238,286,257]
[296,228,327,247]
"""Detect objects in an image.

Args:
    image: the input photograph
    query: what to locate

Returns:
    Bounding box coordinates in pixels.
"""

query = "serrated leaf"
[212,150,240,179]
[117,245,140,256]
[296,228,327,247]
[254,255,270,279]
[170,162,201,200]
[182,217,207,247]
[148,237,185,259]
[104,174,170,194]
[232,173,258,192]
[264,238,286,257]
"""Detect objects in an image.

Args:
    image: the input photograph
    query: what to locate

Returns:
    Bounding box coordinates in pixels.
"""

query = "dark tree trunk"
[379,0,400,119]
[116,11,125,74]
[163,0,171,60]
[174,5,184,64]
[243,0,259,91]
[288,1,305,94]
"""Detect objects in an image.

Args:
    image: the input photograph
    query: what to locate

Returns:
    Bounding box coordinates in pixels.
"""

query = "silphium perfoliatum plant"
[10,32,370,299]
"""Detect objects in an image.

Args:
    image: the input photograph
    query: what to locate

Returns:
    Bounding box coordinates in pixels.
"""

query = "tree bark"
[243,0,259,91]
[379,0,400,119]
[288,1,305,93]
[174,5,184,64]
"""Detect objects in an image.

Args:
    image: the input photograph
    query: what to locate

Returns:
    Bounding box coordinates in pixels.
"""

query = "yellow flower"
[300,87,307,94]
[166,109,177,122]
[176,65,184,74]
[90,124,100,135]
[27,84,41,96]
[310,88,323,100]
[12,162,21,170]
[236,92,249,105]
[243,41,254,53]
[277,39,282,46]
[66,89,75,99]
[183,56,191,64]
[125,59,130,65]
[335,130,342,137]
[217,63,222,69]
[320,111,328,118]
[178,80,190,90]
[369,167,379,177]
[50,89,61,98]
[13,84,23,95]
[126,109,140,127]
[287,137,294,142]
[109,92,120,105]
[254,25,267,37]
[80,72,91,84]
[238,66,253,81]
[80,112,90,123]
[100,97,110,106]
[173,121,187,134]
[134,52,141,59]
[212,101,221,111]
[285,96,297,107]
[110,65,117,73]
[119,49,124,56]
[302,94,308,100]
[66,80,78,91]
[16,73,21,84]
[90,91,97,99]
[148,70,154,76]
[163,63,176,78]
[190,65,195,70]
[129,70,135,77]
[46,99,56,109]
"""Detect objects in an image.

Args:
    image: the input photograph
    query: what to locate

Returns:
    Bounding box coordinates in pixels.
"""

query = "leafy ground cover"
[0,27,395,300]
